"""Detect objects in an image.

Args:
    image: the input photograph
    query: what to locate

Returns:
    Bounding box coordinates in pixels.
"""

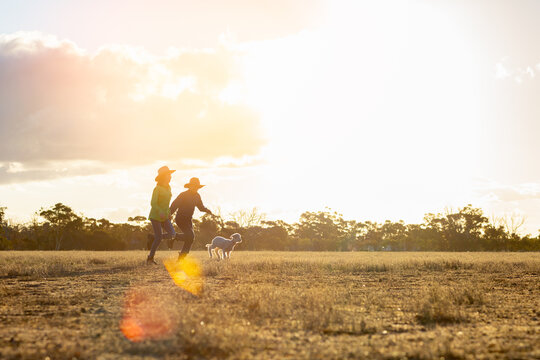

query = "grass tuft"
[414,284,486,326]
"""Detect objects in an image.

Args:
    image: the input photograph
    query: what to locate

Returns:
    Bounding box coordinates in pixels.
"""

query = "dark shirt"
[169,190,210,220]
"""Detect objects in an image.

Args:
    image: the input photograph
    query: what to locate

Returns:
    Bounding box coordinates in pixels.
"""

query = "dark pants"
[175,216,194,259]
[148,219,176,259]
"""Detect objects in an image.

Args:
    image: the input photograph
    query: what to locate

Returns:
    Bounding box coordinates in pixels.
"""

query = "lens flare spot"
[120,317,144,342]
[120,287,178,342]
[163,255,203,295]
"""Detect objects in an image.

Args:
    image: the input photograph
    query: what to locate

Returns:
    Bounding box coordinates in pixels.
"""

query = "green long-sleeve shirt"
[148,184,172,221]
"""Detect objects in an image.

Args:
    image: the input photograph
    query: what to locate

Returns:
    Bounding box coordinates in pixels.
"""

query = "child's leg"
[148,220,163,259]
[162,220,176,249]
[176,219,194,260]
[162,219,176,239]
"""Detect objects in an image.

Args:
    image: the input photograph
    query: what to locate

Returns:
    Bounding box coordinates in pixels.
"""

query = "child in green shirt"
[147,166,176,265]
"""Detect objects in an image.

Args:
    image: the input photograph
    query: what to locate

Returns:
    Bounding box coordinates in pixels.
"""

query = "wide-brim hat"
[155,166,175,181]
[184,177,205,189]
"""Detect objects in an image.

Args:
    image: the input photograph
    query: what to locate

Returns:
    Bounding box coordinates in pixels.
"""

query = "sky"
[1,0,540,234]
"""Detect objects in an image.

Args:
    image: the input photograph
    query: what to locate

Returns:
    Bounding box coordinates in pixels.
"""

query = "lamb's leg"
[207,245,213,258]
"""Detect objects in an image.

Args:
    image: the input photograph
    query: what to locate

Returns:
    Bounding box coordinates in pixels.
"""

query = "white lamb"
[206,233,242,260]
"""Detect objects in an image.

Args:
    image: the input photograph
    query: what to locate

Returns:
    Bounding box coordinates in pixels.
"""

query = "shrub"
[0,234,12,250]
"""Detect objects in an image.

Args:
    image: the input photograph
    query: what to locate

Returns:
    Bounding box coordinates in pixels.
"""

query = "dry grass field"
[1,251,539,359]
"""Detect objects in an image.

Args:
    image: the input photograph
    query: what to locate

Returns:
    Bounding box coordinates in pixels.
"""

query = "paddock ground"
[1,251,539,359]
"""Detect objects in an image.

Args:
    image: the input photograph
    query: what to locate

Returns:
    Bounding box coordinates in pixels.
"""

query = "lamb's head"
[230,233,242,243]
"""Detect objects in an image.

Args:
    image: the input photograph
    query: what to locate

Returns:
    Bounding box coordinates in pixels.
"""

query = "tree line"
[0,203,539,251]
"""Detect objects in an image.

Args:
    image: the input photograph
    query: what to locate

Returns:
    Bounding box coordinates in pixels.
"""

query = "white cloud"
[495,59,538,83]
[478,181,540,203]
[495,62,511,79]
[473,179,540,235]
[0,160,109,184]
[0,32,265,183]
